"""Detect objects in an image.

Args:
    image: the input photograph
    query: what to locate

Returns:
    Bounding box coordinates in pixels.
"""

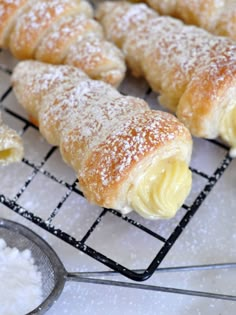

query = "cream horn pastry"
[142,0,236,41]
[12,60,192,219]
[0,113,23,165]
[97,1,236,156]
[0,0,126,87]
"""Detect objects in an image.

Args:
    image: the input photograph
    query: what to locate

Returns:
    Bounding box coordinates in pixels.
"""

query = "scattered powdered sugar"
[80,110,188,200]
[99,2,236,102]
[146,0,236,40]
[0,0,125,86]
[11,0,76,49]
[96,2,157,46]
[98,2,236,137]
[12,60,191,209]
[35,15,101,63]
[0,238,43,315]
[65,32,125,84]
[0,0,26,19]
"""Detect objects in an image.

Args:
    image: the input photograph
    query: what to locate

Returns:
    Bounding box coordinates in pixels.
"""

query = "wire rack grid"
[0,50,233,282]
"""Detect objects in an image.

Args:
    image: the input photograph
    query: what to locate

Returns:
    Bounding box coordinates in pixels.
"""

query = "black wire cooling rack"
[0,53,233,282]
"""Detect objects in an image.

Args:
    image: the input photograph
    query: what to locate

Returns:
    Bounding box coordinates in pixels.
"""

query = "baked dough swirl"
[142,0,236,41]
[96,1,236,155]
[0,0,126,87]
[12,60,192,219]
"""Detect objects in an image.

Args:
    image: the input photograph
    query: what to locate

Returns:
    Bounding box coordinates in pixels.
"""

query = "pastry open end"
[0,115,24,165]
[128,158,192,219]
[220,106,236,158]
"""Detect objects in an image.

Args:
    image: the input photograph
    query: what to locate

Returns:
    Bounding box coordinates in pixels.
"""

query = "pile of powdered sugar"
[0,238,43,315]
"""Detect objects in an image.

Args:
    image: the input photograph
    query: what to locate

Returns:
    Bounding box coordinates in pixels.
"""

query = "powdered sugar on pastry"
[144,0,236,40]
[12,61,192,219]
[35,15,102,64]
[0,0,126,87]
[0,0,28,47]
[9,0,78,59]
[97,1,236,153]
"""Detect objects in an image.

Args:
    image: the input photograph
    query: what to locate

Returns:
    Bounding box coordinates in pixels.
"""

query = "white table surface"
[1,49,236,315]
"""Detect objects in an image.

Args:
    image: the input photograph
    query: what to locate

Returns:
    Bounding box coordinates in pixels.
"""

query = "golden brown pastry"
[0,0,126,87]
[97,1,236,156]
[142,0,236,41]
[0,113,23,165]
[12,60,192,219]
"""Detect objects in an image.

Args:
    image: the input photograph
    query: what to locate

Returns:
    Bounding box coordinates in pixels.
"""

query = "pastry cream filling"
[128,158,192,219]
[219,106,236,158]
[0,149,14,161]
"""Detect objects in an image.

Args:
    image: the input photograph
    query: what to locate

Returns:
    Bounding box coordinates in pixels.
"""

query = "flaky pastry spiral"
[0,0,126,87]
[12,60,193,219]
[97,1,236,156]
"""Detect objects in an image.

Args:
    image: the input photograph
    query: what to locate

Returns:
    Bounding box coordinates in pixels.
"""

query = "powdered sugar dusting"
[12,61,191,210]
[81,111,187,194]
[0,0,25,20]
[11,61,87,118]
[0,0,26,19]
[59,91,149,171]
[96,2,157,47]
[35,15,102,63]
[10,0,79,56]
[146,0,236,40]
[0,238,43,315]
[66,35,106,69]
[98,2,236,137]
[98,2,236,106]
[0,0,28,46]
[0,0,126,86]
[65,33,125,85]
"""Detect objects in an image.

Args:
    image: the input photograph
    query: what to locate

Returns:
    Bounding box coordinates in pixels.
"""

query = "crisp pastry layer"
[0,113,24,165]
[12,60,193,219]
[0,0,126,87]
[97,1,236,155]
[143,0,236,41]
